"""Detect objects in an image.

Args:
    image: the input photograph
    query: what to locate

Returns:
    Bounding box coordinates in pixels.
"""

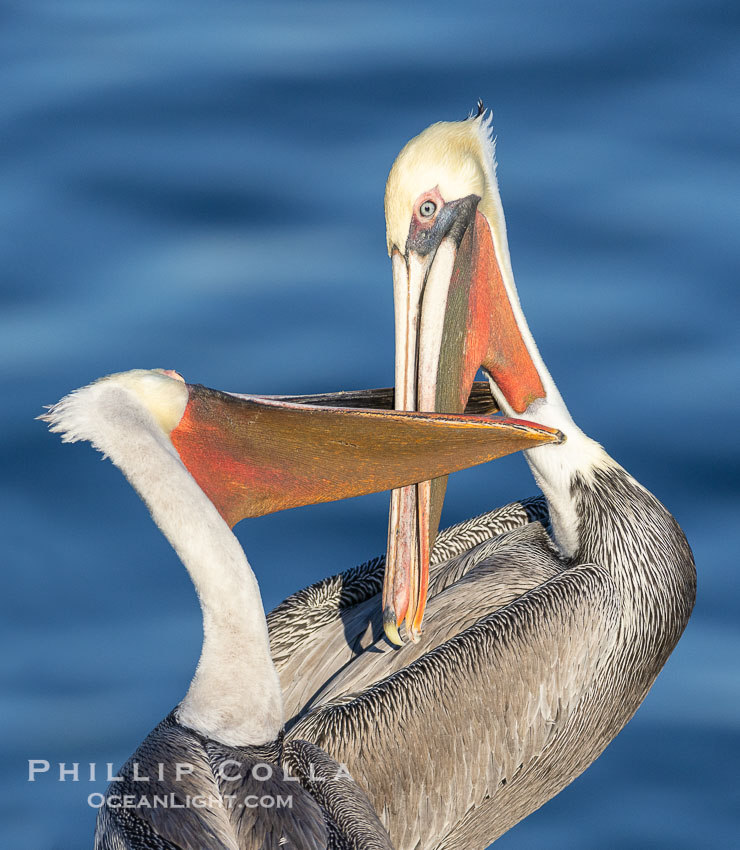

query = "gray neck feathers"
[572,465,696,635]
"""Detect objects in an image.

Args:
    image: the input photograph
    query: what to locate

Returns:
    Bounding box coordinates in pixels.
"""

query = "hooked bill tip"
[383,606,405,647]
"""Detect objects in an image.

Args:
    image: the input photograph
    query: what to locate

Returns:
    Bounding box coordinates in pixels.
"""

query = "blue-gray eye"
[419,200,437,218]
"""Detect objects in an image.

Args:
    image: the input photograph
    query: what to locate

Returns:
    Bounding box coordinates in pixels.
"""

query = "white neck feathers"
[43,372,284,746]
[480,209,615,558]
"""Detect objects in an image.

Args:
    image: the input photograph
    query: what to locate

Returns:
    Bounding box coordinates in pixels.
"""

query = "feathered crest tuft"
[469,99,490,121]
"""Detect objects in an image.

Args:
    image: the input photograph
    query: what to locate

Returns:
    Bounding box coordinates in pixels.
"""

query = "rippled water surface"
[2,2,738,847]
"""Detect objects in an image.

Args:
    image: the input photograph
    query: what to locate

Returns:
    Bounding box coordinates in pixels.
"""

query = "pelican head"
[383,109,556,643]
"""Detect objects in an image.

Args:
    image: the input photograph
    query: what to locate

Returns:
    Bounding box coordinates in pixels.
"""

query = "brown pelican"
[42,368,559,849]
[265,112,697,848]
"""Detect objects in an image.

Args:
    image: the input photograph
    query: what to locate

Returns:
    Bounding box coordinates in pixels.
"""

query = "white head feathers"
[384,110,500,255]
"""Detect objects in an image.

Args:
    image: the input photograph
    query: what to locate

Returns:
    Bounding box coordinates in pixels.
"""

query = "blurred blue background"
[2,1,738,847]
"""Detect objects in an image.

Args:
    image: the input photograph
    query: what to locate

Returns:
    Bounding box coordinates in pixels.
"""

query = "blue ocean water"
[1,1,738,847]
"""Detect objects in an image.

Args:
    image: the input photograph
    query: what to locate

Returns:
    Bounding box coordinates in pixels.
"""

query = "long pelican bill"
[168,380,561,530]
[252,380,500,415]
[386,191,549,643]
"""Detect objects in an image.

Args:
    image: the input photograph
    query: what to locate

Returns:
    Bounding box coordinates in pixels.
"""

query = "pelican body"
[262,112,696,848]
[43,369,558,849]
